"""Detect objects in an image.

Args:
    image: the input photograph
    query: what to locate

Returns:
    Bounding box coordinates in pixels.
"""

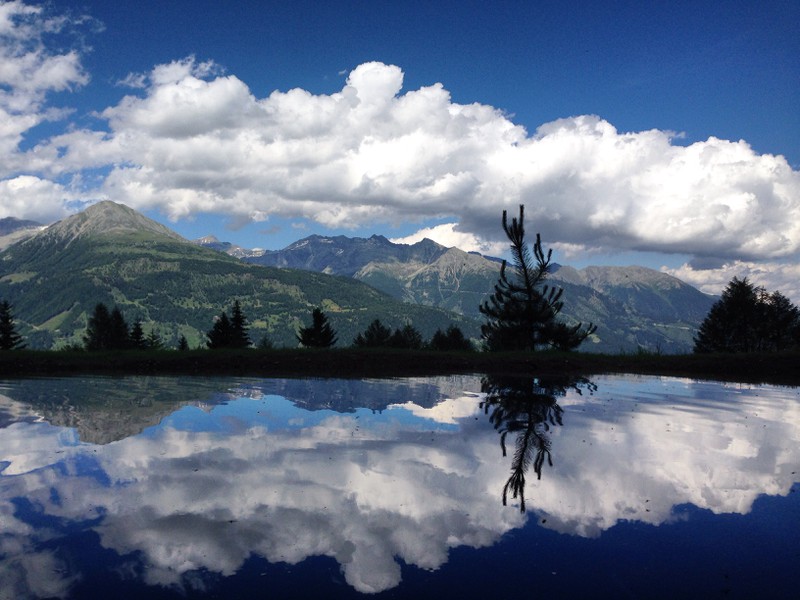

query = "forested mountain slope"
[0,202,477,349]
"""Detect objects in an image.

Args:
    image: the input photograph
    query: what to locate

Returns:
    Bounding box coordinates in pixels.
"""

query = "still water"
[0,374,798,599]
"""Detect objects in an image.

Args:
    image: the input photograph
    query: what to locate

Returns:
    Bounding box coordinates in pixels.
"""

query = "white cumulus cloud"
[44,61,800,261]
[390,222,507,255]
[0,0,91,181]
[0,175,73,221]
[663,259,800,303]
[0,1,798,298]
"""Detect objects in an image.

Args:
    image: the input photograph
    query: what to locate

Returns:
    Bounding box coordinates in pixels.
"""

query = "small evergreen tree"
[130,319,147,349]
[0,300,25,350]
[207,311,233,349]
[428,325,473,351]
[146,328,164,350]
[388,324,424,350]
[177,334,190,351]
[297,308,337,348]
[229,300,251,348]
[479,205,595,351]
[353,319,392,347]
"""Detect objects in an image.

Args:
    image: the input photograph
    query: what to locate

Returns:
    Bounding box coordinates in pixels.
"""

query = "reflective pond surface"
[0,374,798,599]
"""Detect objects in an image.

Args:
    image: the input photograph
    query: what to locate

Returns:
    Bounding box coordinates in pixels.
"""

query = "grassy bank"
[1,348,798,385]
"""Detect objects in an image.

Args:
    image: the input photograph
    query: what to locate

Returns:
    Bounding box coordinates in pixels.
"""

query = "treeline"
[82,299,260,352]
[0,298,475,353]
[296,310,473,351]
[84,303,169,351]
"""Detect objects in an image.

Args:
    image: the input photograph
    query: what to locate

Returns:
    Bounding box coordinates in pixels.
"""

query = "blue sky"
[1,0,798,299]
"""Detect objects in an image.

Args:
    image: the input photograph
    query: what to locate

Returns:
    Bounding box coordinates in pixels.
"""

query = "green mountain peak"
[0,202,476,350]
[39,201,184,245]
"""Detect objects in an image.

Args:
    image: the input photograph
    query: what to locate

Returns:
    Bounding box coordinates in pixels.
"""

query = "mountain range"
[0,201,715,353]
[0,202,475,349]
[230,234,715,353]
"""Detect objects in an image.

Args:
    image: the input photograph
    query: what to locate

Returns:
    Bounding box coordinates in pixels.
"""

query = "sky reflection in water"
[0,374,798,599]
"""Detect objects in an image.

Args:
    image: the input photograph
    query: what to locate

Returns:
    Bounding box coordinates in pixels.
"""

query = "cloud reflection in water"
[0,375,798,597]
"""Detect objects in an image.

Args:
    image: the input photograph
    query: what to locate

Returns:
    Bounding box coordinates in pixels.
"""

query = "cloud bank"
[0,1,798,297]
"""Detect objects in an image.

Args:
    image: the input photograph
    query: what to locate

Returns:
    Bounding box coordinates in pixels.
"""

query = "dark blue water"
[1,375,798,599]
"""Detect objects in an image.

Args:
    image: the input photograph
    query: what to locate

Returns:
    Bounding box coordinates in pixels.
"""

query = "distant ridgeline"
[0,201,714,353]
[0,202,475,350]
[237,233,715,353]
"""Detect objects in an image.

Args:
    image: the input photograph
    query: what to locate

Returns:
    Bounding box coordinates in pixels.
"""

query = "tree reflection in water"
[481,374,596,512]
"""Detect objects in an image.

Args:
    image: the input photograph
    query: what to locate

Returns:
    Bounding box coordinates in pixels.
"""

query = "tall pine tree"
[229,300,251,348]
[297,308,337,348]
[207,301,251,349]
[479,205,595,351]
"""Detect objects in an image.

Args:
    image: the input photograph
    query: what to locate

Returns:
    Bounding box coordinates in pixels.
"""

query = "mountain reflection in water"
[0,375,798,599]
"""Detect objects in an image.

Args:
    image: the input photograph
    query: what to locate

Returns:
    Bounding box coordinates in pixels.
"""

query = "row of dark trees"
[84,303,167,351]
[694,277,800,353]
[0,297,475,353]
[78,301,476,352]
[295,311,474,351]
[84,301,250,352]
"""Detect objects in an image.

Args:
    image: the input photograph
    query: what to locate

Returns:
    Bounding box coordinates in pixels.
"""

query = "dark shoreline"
[1,348,798,385]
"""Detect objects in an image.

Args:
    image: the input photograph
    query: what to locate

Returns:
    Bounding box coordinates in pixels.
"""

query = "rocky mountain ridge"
[0,217,45,250]
[204,232,716,353]
[40,201,185,245]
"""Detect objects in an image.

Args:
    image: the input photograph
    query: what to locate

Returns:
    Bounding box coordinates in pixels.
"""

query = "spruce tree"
[207,311,233,349]
[297,308,337,348]
[352,319,392,347]
[84,303,112,351]
[109,307,131,349]
[146,328,164,350]
[761,291,800,351]
[0,300,25,350]
[130,319,147,349]
[229,300,251,348]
